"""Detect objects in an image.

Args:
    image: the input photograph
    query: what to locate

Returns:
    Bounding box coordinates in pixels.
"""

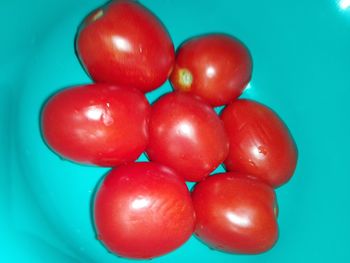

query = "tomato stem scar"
[92,9,104,22]
[178,68,193,91]
[273,204,278,217]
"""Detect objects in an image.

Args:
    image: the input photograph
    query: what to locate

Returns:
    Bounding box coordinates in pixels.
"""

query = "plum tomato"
[192,172,278,254]
[41,84,150,166]
[221,99,298,188]
[146,92,229,182]
[170,34,252,106]
[94,162,195,259]
[76,0,175,92]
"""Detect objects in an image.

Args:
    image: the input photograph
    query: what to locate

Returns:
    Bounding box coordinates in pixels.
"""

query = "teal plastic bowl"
[1,0,350,262]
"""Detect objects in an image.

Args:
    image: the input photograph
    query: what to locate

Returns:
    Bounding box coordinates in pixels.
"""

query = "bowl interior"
[2,0,350,262]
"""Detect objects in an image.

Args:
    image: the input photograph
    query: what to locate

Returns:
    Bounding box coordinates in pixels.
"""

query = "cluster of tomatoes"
[41,0,298,260]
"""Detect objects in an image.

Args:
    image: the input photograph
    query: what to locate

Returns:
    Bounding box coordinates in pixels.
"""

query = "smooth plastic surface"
[1,0,350,262]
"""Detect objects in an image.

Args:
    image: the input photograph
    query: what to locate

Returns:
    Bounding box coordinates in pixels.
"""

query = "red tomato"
[94,162,195,259]
[146,92,229,182]
[192,172,278,254]
[76,0,175,92]
[41,84,150,166]
[170,34,252,106]
[221,99,298,188]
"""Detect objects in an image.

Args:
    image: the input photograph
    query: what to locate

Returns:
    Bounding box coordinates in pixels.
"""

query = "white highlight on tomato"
[85,106,103,121]
[177,121,195,139]
[131,197,151,210]
[205,66,216,78]
[226,211,251,228]
[112,36,132,53]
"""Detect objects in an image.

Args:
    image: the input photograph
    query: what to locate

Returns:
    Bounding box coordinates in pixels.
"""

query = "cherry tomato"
[76,0,175,92]
[94,162,195,259]
[146,92,229,182]
[170,34,252,106]
[41,84,150,166]
[192,172,278,254]
[221,99,298,188]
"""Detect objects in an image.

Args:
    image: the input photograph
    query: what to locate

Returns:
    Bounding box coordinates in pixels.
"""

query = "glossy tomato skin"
[170,34,252,106]
[192,172,278,254]
[94,162,195,259]
[41,84,150,166]
[146,92,229,182]
[221,99,298,188]
[76,0,175,92]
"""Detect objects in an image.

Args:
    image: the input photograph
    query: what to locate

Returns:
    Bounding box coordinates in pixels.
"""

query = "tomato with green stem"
[170,34,252,106]
[76,0,175,92]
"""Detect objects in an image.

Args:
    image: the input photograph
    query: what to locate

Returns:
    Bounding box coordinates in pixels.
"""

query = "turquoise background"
[1,0,350,262]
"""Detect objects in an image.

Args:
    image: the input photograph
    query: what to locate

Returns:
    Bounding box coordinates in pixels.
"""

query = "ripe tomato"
[170,34,252,106]
[221,99,298,188]
[41,84,150,166]
[192,172,278,254]
[76,0,175,92]
[146,92,229,182]
[94,162,195,259]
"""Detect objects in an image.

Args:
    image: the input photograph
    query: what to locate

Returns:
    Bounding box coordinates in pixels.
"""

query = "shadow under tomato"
[88,169,112,253]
